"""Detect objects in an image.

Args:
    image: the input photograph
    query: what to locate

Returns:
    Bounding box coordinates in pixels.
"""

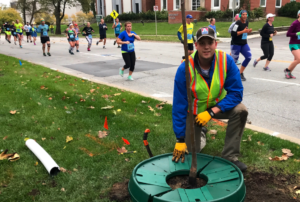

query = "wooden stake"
[180,0,197,186]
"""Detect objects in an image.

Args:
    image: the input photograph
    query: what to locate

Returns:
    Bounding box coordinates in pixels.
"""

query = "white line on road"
[271,132,280,136]
[252,78,300,86]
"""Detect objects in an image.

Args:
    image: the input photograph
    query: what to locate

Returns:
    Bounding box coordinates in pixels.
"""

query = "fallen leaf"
[140,112,144,115]
[48,97,52,100]
[58,128,60,130]
[114,93,121,96]
[257,141,264,146]
[3,136,8,140]
[88,106,95,109]
[42,183,46,185]
[98,131,108,138]
[125,158,129,162]
[269,156,282,161]
[111,100,115,102]
[117,147,127,154]
[24,138,29,141]
[247,135,252,141]
[60,167,67,172]
[148,106,154,111]
[282,148,291,154]
[97,87,100,89]
[66,136,73,143]
[63,146,66,149]
[102,95,110,99]
[42,138,46,141]
[80,98,85,102]
[117,109,121,112]
[294,159,300,162]
[40,85,45,89]
[122,137,130,145]
[35,162,38,166]
[90,89,95,93]
[28,189,40,196]
[154,113,161,116]
[64,92,67,94]
[10,110,17,114]
[211,136,215,140]
[287,152,294,157]
[296,190,300,195]
[141,100,147,103]
[38,102,42,105]
[62,96,66,100]
[281,154,289,161]
[73,168,78,172]
[294,186,299,190]
[208,130,217,135]
[101,106,114,110]
[64,106,68,109]
[61,188,65,192]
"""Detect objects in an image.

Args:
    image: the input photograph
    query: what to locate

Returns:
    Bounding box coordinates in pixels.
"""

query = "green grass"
[51,16,295,40]
[0,53,300,201]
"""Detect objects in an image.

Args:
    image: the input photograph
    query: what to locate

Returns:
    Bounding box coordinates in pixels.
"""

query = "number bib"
[115,28,119,32]
[269,37,272,41]
[70,34,74,39]
[13,32,16,35]
[187,34,192,40]
[88,34,92,39]
[17,29,20,32]
[298,35,300,40]
[7,28,10,31]
[242,33,247,40]
[43,31,48,36]
[127,43,134,51]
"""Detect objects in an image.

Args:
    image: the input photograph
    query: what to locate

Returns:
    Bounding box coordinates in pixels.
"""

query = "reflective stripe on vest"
[188,50,227,115]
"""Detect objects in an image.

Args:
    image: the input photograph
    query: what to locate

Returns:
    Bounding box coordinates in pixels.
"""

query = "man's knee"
[233,103,248,123]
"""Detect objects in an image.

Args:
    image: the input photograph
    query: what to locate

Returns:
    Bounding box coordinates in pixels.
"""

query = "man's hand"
[180,39,184,44]
[195,109,215,126]
[172,141,188,163]
[0,149,14,160]
[125,41,130,44]
[274,30,277,36]
[270,34,274,37]
[296,32,300,36]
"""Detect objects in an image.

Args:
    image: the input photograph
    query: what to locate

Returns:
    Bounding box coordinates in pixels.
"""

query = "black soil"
[167,175,207,189]
[104,171,300,202]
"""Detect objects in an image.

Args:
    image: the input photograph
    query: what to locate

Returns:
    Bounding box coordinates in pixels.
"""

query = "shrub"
[278,1,300,18]
[103,11,168,22]
[204,7,263,19]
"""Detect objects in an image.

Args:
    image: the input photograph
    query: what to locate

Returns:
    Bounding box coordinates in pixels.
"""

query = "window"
[229,0,239,9]
[192,0,200,10]
[174,0,180,10]
[260,0,266,7]
[214,0,220,7]
[161,0,167,10]
[276,0,281,7]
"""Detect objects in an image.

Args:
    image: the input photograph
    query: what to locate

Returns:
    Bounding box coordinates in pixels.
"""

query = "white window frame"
[211,0,221,10]
[260,0,266,7]
[161,0,167,11]
[229,0,240,9]
[275,0,282,8]
[192,0,201,10]
[173,0,180,10]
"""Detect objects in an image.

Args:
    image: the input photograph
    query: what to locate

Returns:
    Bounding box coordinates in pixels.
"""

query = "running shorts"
[5,31,11,35]
[75,37,79,41]
[188,43,194,51]
[68,38,76,42]
[31,33,37,37]
[12,31,17,36]
[115,33,120,37]
[17,32,23,35]
[100,34,106,39]
[289,44,300,51]
[41,37,50,44]
[26,32,31,36]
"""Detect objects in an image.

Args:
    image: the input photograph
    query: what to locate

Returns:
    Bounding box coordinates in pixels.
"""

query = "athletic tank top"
[68,29,75,39]
[115,23,121,34]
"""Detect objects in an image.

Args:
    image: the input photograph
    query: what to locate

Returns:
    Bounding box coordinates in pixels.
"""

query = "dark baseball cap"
[196,27,215,41]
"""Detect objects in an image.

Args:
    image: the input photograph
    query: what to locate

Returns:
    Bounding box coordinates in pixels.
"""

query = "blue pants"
[230,44,252,67]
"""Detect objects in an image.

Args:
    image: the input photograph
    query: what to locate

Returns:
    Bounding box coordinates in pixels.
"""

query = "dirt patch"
[167,175,207,189]
[108,179,130,202]
[244,171,299,202]
[0,74,4,77]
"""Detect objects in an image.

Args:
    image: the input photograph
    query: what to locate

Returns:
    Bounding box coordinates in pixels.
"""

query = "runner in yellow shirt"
[14,19,24,48]
[177,14,195,55]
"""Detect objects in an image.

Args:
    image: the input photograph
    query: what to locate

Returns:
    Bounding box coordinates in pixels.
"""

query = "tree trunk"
[54,1,61,35]
[22,4,26,23]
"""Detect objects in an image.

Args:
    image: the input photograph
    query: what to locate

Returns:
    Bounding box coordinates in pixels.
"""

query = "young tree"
[71,14,77,22]
[76,11,87,24]
[86,11,94,22]
[0,8,23,25]
[62,14,69,24]
[77,0,91,13]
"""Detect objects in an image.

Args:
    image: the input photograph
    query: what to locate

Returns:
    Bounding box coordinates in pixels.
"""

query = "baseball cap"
[74,23,78,26]
[196,27,215,41]
[186,14,193,19]
[298,10,300,16]
[40,18,45,21]
[266,13,276,19]
[69,24,73,26]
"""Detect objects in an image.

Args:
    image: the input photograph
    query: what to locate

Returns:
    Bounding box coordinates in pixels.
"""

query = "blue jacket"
[172,51,243,139]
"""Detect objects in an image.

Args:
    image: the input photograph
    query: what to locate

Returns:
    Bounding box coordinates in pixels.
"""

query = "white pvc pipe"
[26,139,60,176]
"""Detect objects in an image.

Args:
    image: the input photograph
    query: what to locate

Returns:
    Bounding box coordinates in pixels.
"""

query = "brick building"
[95,0,155,17]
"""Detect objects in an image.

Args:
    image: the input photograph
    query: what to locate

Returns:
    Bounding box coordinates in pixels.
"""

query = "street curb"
[218,31,287,43]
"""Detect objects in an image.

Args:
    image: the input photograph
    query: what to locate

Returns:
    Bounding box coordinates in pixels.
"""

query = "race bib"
[298,35,300,40]
[88,34,92,39]
[43,31,48,36]
[7,28,10,31]
[127,43,134,51]
[70,34,74,39]
[233,25,239,32]
[17,29,20,32]
[187,34,192,40]
[13,32,16,35]
[242,33,247,40]
[269,37,272,41]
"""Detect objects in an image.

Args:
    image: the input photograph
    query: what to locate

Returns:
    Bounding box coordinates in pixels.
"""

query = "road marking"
[252,78,300,86]
[272,60,293,63]
[271,132,280,136]
[152,92,173,98]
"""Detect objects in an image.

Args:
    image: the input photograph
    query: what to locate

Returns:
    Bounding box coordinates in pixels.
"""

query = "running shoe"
[88,48,91,51]
[290,72,296,79]
[96,41,99,45]
[77,50,79,52]
[284,69,291,79]
[71,51,74,55]
[114,41,116,45]
[8,40,11,43]
[253,59,258,67]
[240,73,246,81]
[47,52,51,56]
[103,46,106,49]
[27,40,28,43]
[127,75,134,81]
[235,60,241,65]
[263,66,271,71]
[118,46,121,48]
[43,53,46,56]
[30,41,32,43]
[14,42,16,45]
[20,45,22,48]
[34,42,36,45]
[69,50,72,55]
[119,68,124,77]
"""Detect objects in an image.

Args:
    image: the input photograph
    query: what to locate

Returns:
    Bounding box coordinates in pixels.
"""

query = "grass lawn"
[50,16,295,41]
[1,53,300,201]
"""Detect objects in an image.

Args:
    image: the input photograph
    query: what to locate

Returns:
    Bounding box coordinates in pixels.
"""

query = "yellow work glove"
[195,109,215,126]
[172,140,188,163]
[0,149,15,160]
[8,153,20,162]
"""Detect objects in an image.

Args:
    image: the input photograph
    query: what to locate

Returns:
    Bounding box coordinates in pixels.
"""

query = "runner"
[177,15,195,55]
[74,23,80,52]
[11,21,18,45]
[285,10,300,79]
[117,21,141,81]
[31,23,37,45]
[36,18,51,56]
[253,13,277,71]
[50,24,54,34]
[228,14,241,65]
[24,22,32,43]
[82,22,94,51]
[66,24,77,55]
[112,18,122,48]
[208,18,217,38]
[4,22,11,43]
[14,19,24,48]
[96,19,107,48]
[230,10,252,81]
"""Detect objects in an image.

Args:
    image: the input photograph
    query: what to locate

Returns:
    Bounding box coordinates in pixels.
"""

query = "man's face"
[27,23,29,25]
[241,13,247,21]
[116,18,119,23]
[41,21,45,25]
[87,22,90,27]
[16,20,19,23]
[195,37,217,60]
[186,18,191,24]
[211,19,215,25]
[101,19,104,23]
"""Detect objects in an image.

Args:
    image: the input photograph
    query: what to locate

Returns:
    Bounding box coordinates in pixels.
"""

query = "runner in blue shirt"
[208,18,217,38]
[37,18,51,56]
[117,21,141,81]
[31,23,37,45]
[112,18,122,48]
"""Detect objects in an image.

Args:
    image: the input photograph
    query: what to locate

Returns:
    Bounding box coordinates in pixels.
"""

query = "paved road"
[0,34,300,138]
